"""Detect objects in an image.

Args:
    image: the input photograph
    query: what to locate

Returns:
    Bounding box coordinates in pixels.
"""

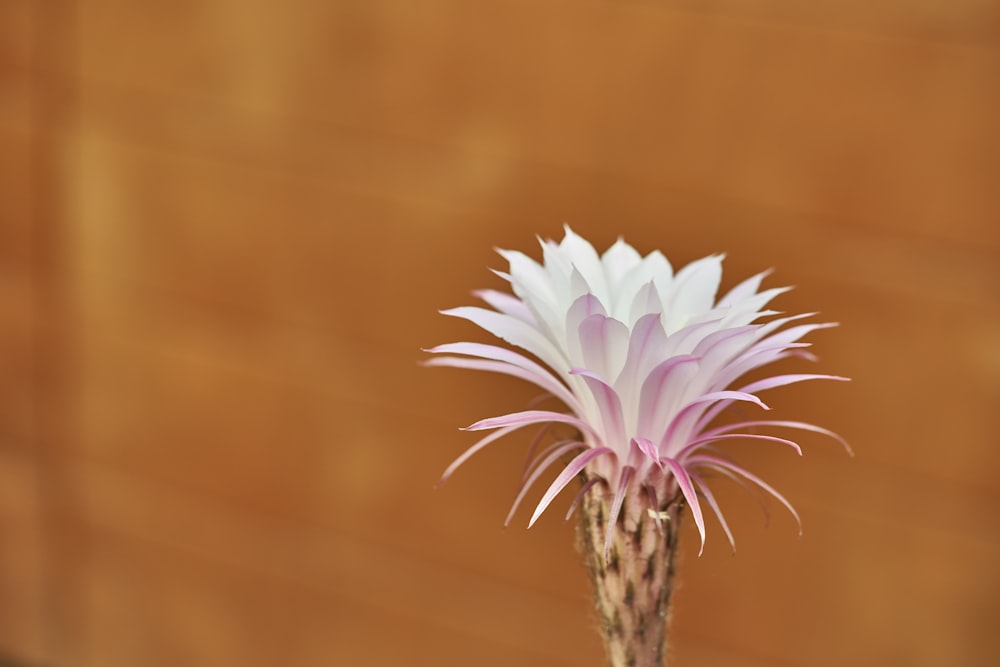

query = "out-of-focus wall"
[1,1,998,666]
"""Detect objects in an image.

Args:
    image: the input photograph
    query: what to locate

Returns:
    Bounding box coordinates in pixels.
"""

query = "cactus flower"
[427,227,848,666]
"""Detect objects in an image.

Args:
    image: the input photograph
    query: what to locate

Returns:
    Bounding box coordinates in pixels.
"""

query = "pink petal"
[696,374,847,431]
[689,454,802,535]
[578,314,630,382]
[529,447,616,527]
[439,424,522,485]
[689,471,736,554]
[570,368,627,451]
[660,390,769,453]
[465,410,599,439]
[505,440,587,526]
[676,432,803,460]
[617,312,668,382]
[604,466,636,560]
[631,436,662,467]
[564,476,604,521]
[426,342,579,410]
[662,457,707,555]
[701,419,853,455]
[636,355,700,438]
[519,423,555,482]
[738,373,851,396]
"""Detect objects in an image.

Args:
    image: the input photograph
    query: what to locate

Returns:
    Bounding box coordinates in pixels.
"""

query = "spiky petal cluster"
[428,227,848,555]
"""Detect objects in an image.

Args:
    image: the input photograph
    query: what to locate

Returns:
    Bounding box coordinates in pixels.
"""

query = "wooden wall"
[2,1,998,665]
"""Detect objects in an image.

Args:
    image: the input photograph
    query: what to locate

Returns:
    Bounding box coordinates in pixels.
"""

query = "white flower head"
[428,226,849,556]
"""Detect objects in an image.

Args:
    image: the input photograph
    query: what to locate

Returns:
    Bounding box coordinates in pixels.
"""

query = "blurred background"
[1,1,999,666]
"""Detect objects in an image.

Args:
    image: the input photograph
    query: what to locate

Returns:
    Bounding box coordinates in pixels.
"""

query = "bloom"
[428,227,848,556]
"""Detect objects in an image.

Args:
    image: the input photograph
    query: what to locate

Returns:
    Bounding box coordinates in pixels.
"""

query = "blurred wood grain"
[1,1,998,666]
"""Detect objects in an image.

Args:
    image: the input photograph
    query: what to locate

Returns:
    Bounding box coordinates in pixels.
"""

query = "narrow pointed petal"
[701,419,853,455]
[439,424,522,485]
[632,437,662,467]
[690,454,802,535]
[604,466,636,559]
[660,390,770,453]
[565,476,604,521]
[529,447,616,527]
[473,289,535,322]
[426,342,579,409]
[505,440,587,526]
[425,356,579,411]
[441,306,568,372]
[663,255,723,331]
[696,370,844,430]
[690,472,736,554]
[738,373,851,395]
[465,410,599,439]
[716,269,771,308]
[662,457,707,555]
[676,432,803,460]
[559,225,610,304]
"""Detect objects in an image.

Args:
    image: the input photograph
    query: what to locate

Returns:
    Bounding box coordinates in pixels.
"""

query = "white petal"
[601,238,642,290]
[611,250,673,321]
[558,225,610,304]
[441,306,569,373]
[663,254,724,332]
[578,314,630,382]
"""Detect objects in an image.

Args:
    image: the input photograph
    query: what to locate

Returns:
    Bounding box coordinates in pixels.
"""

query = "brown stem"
[577,483,683,667]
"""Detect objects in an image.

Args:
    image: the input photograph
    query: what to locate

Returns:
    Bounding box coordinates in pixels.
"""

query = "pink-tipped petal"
[662,457,707,555]
[690,471,736,554]
[604,466,637,559]
[660,390,770,453]
[529,447,616,527]
[427,342,579,409]
[439,424,522,485]
[675,432,804,460]
[505,440,587,526]
[565,476,604,521]
[571,368,627,451]
[425,355,579,411]
[578,314,630,383]
[690,454,802,535]
[636,355,701,437]
[701,462,774,527]
[738,373,851,396]
[465,410,599,439]
[519,424,555,481]
[631,437,662,467]
[701,419,853,455]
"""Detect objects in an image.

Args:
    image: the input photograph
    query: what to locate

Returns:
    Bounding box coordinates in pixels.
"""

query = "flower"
[427,227,849,556]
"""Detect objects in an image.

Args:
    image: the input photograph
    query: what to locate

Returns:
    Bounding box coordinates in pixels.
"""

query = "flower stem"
[577,484,683,667]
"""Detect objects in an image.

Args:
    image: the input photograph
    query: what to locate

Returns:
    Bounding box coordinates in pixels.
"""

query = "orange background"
[2,2,999,666]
